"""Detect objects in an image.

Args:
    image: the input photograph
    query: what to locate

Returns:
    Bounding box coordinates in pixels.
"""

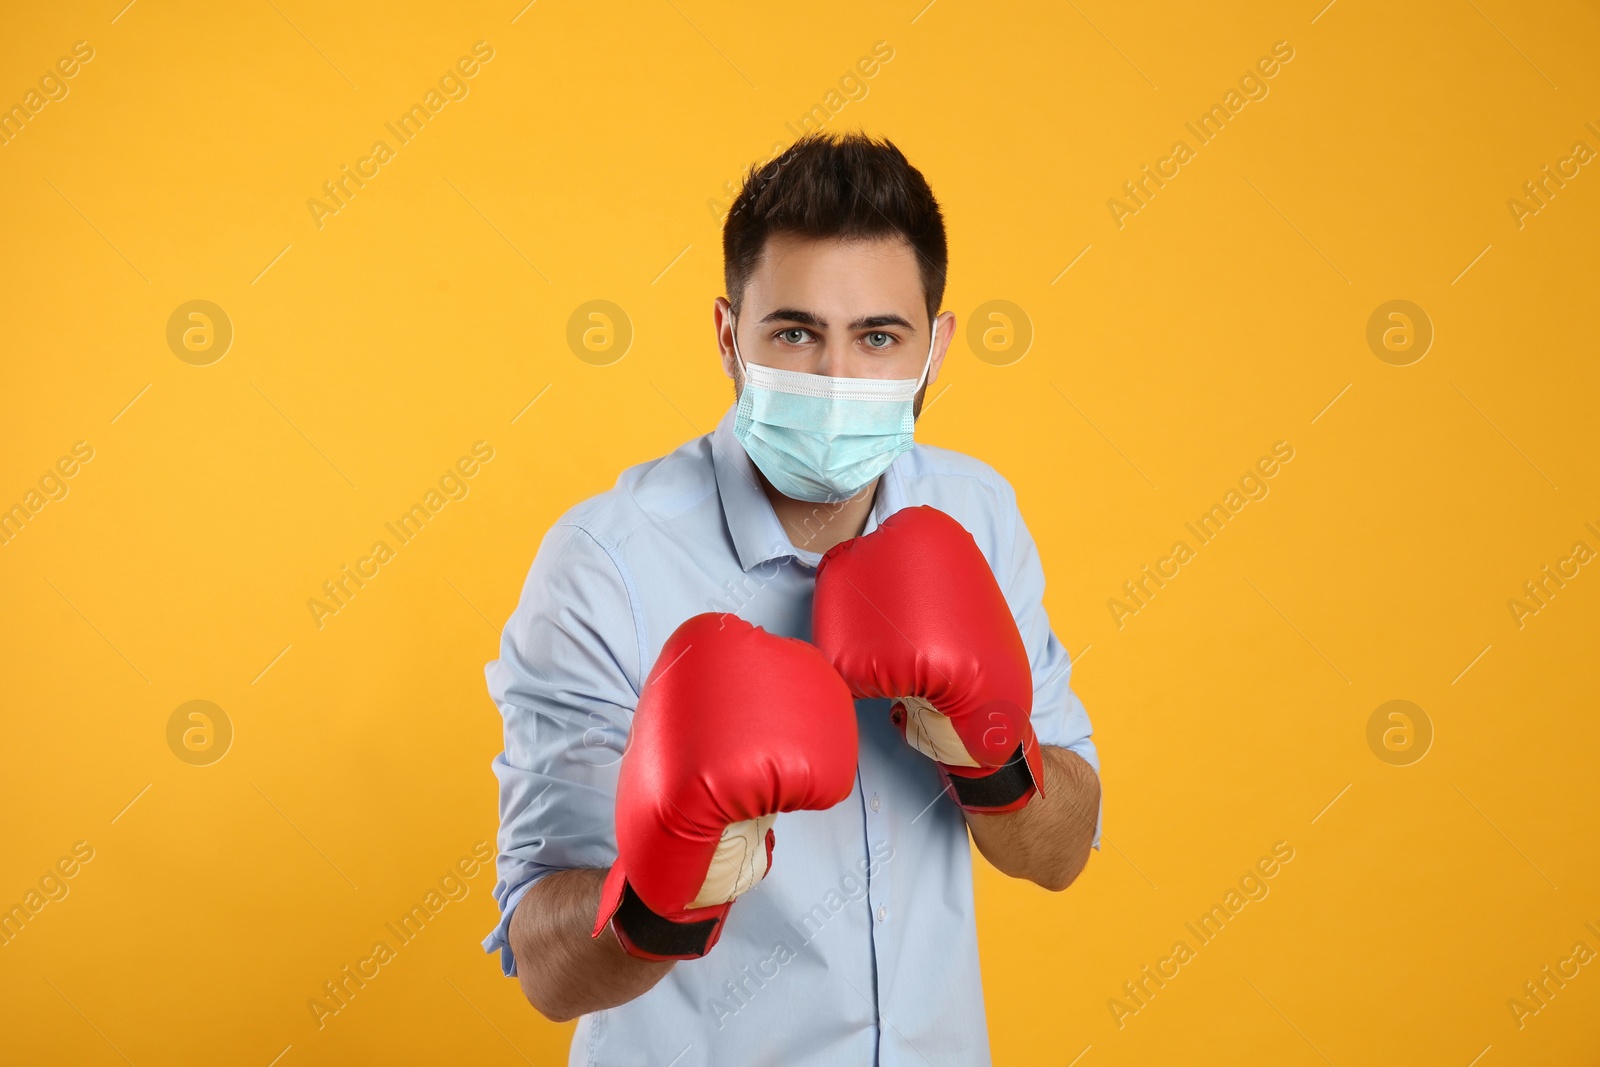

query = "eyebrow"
[757,307,916,331]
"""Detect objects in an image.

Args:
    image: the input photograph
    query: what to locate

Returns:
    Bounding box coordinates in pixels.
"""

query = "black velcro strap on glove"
[946,743,1036,811]
[612,880,719,958]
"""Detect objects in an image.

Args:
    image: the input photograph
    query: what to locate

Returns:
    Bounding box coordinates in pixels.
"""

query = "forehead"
[745,232,922,314]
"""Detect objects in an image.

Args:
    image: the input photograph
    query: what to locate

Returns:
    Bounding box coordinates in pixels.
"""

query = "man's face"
[716,233,953,403]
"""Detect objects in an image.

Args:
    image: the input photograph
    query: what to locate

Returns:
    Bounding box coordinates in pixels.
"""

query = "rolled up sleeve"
[481,522,642,976]
[997,480,1102,849]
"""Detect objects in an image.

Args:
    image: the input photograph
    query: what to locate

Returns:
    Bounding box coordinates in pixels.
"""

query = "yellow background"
[2,0,1597,1063]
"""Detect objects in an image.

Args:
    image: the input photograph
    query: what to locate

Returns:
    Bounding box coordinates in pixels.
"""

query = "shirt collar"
[710,404,910,572]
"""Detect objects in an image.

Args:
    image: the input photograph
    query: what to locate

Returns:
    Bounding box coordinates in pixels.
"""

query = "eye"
[864,332,895,349]
[776,328,812,345]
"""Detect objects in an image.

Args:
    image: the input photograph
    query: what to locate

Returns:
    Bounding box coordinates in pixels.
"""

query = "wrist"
[940,738,1045,814]
[593,864,730,961]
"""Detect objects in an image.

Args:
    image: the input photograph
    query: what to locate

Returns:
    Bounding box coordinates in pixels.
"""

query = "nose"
[814,334,855,378]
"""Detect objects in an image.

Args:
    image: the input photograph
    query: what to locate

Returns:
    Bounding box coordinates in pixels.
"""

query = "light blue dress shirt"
[483,404,1100,1066]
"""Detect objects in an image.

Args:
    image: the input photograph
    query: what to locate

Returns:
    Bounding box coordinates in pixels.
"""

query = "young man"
[483,132,1102,1065]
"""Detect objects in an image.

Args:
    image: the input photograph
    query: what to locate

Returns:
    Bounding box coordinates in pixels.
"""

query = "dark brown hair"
[722,131,948,328]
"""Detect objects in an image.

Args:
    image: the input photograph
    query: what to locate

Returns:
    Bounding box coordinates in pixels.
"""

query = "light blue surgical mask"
[730,315,935,504]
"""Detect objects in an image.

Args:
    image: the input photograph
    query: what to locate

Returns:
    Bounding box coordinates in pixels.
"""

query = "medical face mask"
[730,314,934,504]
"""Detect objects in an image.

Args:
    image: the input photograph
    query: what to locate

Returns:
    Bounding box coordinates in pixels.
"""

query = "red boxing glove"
[813,505,1044,814]
[593,613,858,960]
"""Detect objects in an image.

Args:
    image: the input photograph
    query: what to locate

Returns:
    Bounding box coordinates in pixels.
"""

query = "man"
[483,131,1102,1065]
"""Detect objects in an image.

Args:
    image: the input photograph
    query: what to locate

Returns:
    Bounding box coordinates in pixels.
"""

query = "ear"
[714,297,739,381]
[925,310,955,387]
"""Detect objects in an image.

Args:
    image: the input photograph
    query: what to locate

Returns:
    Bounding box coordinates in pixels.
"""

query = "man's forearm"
[964,745,1100,891]
[509,867,674,1022]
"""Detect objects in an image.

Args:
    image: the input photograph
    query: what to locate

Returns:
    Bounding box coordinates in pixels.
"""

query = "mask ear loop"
[912,318,939,391]
[728,311,749,379]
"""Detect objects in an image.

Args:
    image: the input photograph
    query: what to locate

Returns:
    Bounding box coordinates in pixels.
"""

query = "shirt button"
[869,794,881,813]
[876,905,887,923]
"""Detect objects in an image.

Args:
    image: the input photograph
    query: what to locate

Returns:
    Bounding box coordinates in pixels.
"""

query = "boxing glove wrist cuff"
[610,880,722,960]
[945,743,1038,812]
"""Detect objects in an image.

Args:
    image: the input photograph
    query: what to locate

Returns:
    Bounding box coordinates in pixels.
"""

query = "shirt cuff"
[481,873,545,978]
